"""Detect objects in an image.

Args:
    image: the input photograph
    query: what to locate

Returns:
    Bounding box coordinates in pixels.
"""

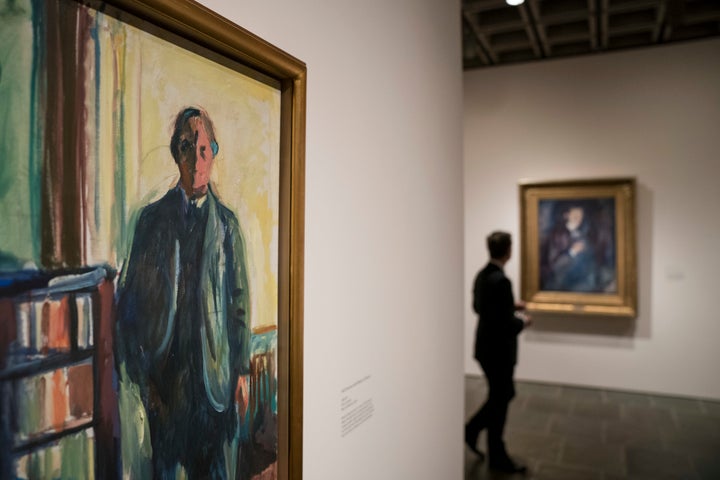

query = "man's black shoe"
[489,458,527,474]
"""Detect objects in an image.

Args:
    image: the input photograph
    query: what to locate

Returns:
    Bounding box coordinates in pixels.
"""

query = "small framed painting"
[519,178,637,317]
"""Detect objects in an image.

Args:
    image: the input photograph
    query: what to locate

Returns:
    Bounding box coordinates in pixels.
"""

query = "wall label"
[340,374,375,438]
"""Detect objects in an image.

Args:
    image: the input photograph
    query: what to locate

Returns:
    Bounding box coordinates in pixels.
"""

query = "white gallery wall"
[464,38,720,400]
[199,1,465,479]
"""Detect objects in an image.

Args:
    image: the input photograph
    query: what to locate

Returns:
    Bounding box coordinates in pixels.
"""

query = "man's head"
[564,206,584,231]
[487,231,512,262]
[170,107,219,198]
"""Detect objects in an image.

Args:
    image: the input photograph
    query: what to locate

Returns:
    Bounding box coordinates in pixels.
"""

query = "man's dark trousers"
[466,359,515,459]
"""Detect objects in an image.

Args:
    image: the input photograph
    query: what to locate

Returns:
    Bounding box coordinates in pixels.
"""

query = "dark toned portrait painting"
[538,198,617,293]
[520,178,637,318]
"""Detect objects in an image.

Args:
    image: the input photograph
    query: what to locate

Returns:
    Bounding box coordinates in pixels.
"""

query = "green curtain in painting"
[0,0,39,267]
[0,0,135,270]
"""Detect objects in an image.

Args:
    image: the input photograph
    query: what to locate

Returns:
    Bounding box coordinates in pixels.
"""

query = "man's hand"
[570,240,586,256]
[236,375,250,420]
[515,311,533,328]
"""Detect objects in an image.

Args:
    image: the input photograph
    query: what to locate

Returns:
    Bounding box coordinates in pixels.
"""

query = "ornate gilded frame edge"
[519,177,637,318]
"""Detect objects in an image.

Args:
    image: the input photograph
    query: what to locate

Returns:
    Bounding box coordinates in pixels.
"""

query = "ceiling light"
[506,0,524,5]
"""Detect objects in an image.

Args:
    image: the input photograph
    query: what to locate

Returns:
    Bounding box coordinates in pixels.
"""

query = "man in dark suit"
[465,231,531,473]
[116,107,251,479]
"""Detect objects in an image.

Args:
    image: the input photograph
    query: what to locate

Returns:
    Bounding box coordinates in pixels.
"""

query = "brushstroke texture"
[0,0,36,263]
[116,181,251,478]
[39,0,91,267]
[2,1,282,478]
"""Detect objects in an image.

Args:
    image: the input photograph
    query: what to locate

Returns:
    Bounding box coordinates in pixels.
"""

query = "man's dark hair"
[487,231,512,260]
[170,107,219,163]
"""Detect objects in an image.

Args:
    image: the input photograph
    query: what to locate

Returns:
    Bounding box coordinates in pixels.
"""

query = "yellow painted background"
[86,12,281,329]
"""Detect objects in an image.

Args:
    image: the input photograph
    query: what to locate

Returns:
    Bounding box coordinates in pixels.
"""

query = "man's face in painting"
[565,207,584,232]
[177,116,215,198]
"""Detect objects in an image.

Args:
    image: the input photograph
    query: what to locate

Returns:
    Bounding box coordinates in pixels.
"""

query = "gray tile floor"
[465,376,720,480]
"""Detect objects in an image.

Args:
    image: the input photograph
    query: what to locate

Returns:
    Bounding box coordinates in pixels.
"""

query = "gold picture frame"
[519,178,636,317]
[111,2,308,478]
[0,0,304,478]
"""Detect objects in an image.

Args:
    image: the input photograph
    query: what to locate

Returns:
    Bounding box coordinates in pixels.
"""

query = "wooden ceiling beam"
[588,0,599,50]
[518,3,543,58]
[527,0,551,56]
[652,0,668,42]
[600,0,610,49]
[462,13,494,65]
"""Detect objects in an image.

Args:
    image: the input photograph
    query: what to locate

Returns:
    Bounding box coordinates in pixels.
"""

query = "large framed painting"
[519,178,637,317]
[0,0,305,479]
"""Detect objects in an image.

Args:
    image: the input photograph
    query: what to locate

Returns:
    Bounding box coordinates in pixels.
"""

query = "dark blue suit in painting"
[116,185,251,479]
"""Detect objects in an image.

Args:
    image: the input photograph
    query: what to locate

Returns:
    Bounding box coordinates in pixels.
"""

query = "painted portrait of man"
[0,2,284,478]
[115,107,251,479]
[539,198,617,293]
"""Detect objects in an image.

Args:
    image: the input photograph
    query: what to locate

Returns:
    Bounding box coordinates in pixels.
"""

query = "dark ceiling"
[462,0,720,69]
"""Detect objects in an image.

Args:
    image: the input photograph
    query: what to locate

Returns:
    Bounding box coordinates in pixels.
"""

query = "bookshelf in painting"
[0,266,116,479]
